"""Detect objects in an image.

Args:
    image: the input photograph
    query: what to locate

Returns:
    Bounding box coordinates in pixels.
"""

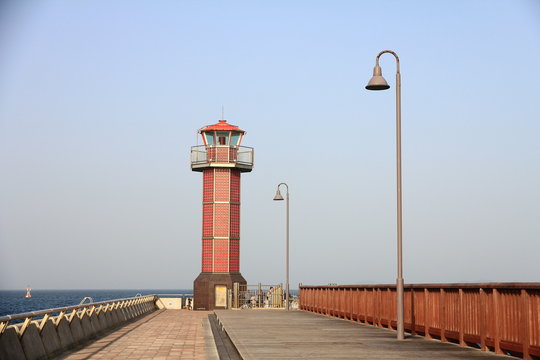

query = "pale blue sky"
[1,0,539,289]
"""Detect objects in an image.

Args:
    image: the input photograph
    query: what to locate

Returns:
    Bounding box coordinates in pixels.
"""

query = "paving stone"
[58,310,216,360]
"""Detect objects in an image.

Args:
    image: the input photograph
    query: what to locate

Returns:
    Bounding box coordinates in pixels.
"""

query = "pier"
[3,308,517,360]
[1,283,538,359]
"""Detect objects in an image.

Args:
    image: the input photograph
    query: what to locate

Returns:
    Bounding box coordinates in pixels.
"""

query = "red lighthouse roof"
[199,120,245,134]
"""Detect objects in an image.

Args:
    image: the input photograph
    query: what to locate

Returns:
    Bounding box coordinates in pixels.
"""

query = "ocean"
[0,289,192,318]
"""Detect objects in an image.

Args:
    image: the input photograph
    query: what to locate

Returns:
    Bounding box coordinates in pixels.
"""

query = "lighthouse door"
[215,285,227,307]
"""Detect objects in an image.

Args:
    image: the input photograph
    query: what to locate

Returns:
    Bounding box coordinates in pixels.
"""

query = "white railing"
[0,294,181,360]
[191,145,254,167]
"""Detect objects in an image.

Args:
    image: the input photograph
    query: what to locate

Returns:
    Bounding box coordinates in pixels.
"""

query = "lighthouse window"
[216,131,229,145]
[205,132,215,145]
[231,133,240,146]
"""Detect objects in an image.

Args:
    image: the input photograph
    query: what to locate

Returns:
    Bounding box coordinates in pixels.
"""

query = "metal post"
[286,190,290,311]
[366,50,405,340]
[258,283,262,308]
[280,283,283,308]
[233,282,239,309]
[395,62,404,341]
[274,183,290,311]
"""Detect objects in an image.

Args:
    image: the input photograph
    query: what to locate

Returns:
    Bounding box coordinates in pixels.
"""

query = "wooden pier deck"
[214,309,515,360]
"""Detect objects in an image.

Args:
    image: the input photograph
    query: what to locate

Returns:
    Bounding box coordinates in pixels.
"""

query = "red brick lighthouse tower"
[191,119,253,310]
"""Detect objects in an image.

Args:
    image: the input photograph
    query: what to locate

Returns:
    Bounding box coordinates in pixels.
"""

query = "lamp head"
[365,63,390,90]
[273,188,284,201]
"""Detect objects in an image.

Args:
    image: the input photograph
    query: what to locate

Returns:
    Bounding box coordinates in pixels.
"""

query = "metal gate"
[230,283,284,309]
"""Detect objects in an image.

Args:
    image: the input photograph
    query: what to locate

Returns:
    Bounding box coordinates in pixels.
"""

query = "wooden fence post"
[364,288,368,324]
[493,288,502,354]
[424,288,431,339]
[521,289,530,360]
[480,288,486,351]
[410,287,416,335]
[459,288,465,346]
[388,288,394,330]
[440,288,447,342]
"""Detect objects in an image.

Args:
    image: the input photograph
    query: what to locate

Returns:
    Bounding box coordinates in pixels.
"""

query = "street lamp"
[273,183,290,310]
[366,50,405,340]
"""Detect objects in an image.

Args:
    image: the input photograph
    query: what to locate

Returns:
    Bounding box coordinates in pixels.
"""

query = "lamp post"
[366,50,405,340]
[273,183,289,310]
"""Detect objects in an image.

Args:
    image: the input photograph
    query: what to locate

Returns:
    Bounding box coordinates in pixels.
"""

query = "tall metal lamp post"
[365,50,405,340]
[273,182,290,310]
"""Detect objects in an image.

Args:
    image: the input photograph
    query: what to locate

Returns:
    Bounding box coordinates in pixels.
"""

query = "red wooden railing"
[299,283,540,359]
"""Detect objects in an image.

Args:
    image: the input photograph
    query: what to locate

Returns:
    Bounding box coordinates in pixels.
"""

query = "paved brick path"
[59,310,217,360]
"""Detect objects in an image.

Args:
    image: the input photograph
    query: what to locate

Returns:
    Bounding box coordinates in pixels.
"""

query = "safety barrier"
[300,283,540,359]
[191,145,254,168]
[0,295,157,360]
[235,284,285,309]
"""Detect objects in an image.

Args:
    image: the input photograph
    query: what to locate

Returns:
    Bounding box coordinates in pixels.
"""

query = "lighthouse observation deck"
[190,145,254,172]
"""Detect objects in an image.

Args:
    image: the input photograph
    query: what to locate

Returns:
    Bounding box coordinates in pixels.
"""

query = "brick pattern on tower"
[201,168,242,273]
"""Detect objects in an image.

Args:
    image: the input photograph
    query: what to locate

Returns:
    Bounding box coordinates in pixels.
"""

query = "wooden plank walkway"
[215,309,516,360]
[58,310,218,360]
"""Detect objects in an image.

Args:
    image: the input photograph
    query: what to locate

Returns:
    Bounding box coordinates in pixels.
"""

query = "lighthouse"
[190,119,254,310]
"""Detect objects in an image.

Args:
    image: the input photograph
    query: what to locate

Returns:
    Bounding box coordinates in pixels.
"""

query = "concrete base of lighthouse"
[193,272,246,310]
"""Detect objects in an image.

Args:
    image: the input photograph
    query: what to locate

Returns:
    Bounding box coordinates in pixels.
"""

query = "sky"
[0,0,539,290]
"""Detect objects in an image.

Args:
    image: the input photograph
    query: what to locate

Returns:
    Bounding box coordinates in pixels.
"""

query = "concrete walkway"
[59,310,218,360]
[215,310,515,360]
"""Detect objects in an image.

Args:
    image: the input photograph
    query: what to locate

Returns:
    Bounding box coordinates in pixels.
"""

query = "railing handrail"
[190,145,254,167]
[191,145,254,150]
[78,296,94,305]
[300,282,540,290]
[0,294,156,323]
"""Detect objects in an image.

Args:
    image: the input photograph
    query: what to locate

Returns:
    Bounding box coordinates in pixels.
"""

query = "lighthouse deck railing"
[191,145,254,166]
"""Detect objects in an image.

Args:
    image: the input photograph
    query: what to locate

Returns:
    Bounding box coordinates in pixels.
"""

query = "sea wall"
[0,295,157,360]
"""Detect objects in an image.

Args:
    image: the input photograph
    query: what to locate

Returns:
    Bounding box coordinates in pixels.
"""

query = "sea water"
[0,289,191,317]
